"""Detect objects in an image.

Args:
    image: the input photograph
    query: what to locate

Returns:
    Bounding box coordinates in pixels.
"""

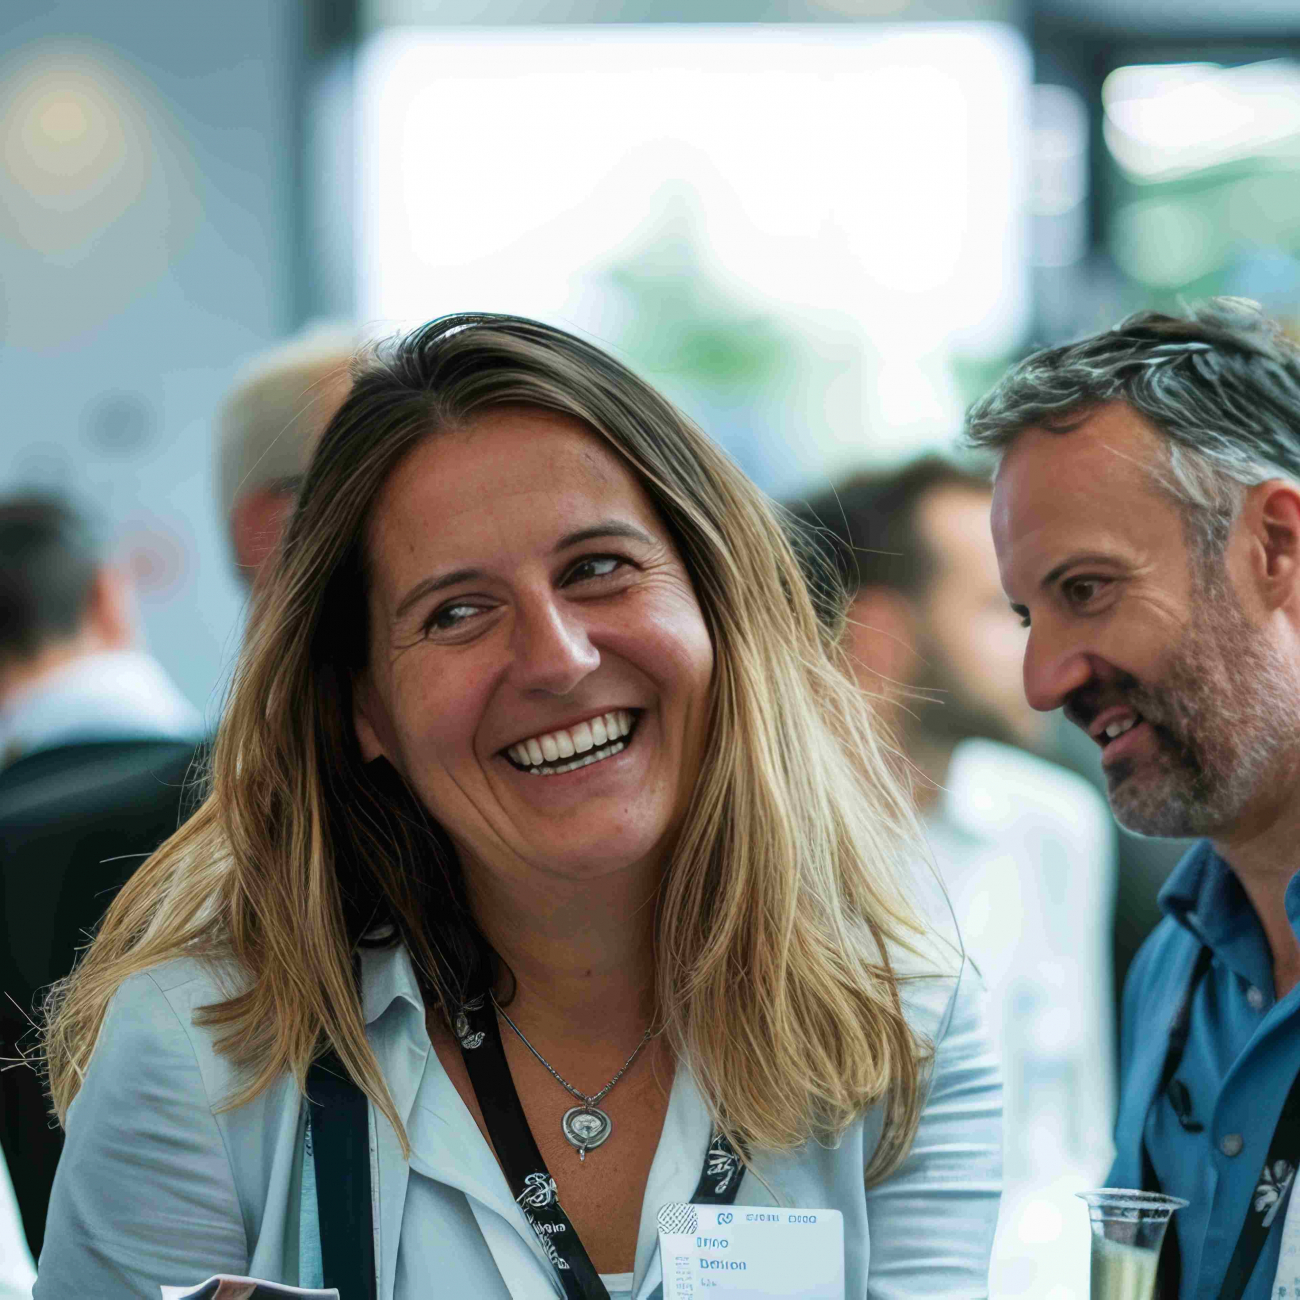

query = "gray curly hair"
[964,298,1300,558]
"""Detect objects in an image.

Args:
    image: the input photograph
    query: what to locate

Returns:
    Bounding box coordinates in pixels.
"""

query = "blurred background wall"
[0,0,317,724]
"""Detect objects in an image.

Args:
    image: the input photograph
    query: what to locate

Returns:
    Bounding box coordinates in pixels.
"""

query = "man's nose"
[1022,624,1093,713]
[510,596,600,696]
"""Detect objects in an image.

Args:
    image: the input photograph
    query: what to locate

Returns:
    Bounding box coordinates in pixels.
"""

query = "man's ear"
[352,672,391,765]
[1247,480,1300,611]
[843,586,919,692]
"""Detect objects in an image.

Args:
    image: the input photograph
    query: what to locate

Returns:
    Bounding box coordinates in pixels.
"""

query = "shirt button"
[1221,1134,1245,1157]
[1247,986,1266,1010]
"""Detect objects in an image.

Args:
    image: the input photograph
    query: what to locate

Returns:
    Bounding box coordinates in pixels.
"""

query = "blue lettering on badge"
[699,1259,748,1271]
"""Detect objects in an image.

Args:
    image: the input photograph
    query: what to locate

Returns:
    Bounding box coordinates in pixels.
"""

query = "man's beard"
[1065,577,1300,839]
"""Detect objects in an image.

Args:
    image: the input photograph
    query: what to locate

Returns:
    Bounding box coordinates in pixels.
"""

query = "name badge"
[657,1203,844,1299]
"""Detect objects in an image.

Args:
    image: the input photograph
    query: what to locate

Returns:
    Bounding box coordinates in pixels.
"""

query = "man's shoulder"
[0,738,201,821]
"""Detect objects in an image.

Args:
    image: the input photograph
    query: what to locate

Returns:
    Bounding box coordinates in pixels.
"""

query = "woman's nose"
[510,597,600,696]
[1022,625,1093,713]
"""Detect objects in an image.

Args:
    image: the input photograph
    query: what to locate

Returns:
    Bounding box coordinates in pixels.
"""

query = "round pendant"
[562,1105,612,1158]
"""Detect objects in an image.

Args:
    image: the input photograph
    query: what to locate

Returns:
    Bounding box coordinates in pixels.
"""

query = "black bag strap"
[1217,1067,1300,1300]
[307,1052,378,1300]
[1145,944,1300,1300]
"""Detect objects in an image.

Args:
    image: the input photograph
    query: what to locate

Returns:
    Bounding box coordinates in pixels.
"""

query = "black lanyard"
[1145,944,1300,1300]
[456,993,745,1300]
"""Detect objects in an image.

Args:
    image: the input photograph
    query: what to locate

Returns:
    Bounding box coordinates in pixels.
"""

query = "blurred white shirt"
[0,649,201,768]
[926,738,1117,1300]
[0,1146,34,1300]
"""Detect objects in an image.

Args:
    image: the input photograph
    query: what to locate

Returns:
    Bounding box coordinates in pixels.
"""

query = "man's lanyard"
[456,993,745,1300]
[1145,945,1300,1300]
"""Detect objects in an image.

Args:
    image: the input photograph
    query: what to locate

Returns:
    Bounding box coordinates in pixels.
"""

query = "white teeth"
[507,712,639,770]
[1104,718,1137,740]
[523,740,626,777]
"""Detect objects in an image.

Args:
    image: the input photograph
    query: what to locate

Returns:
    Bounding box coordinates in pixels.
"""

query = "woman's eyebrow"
[553,520,655,551]
[392,522,656,620]
[393,567,483,621]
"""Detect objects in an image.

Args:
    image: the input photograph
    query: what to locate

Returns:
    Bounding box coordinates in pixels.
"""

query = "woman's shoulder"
[85,952,269,1116]
[889,923,986,1056]
[106,952,248,1037]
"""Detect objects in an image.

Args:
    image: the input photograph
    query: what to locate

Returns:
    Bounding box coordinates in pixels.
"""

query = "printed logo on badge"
[656,1202,845,1298]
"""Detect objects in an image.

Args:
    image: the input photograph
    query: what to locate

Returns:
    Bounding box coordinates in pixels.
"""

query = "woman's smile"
[502,707,640,776]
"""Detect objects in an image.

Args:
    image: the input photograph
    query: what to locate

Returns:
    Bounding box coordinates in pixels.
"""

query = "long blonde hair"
[45,315,934,1182]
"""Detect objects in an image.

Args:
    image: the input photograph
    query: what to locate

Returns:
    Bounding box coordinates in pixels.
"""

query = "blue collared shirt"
[1120,841,1300,1300]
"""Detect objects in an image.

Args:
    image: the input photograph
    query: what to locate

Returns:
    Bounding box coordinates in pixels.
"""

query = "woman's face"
[354,407,714,892]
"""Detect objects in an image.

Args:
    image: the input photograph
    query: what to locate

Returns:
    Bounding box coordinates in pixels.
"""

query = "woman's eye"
[564,554,626,584]
[426,602,483,633]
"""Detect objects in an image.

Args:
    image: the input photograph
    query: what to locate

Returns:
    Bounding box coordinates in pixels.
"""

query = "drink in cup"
[1077,1189,1187,1300]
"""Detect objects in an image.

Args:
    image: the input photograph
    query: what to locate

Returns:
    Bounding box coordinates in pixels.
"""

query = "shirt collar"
[1158,839,1273,991]
[0,649,202,764]
[359,937,426,1026]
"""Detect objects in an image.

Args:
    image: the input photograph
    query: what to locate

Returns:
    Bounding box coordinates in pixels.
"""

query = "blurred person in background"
[790,457,1116,1300]
[972,299,1300,1300]
[0,494,202,1262]
[217,329,355,588]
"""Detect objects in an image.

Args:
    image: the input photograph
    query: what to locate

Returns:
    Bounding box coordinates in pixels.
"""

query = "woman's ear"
[352,672,391,765]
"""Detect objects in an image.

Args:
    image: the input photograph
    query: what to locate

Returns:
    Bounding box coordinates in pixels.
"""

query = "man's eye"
[564,555,626,584]
[1064,577,1104,605]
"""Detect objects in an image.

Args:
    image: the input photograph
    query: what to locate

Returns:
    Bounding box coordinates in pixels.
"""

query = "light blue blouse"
[37,942,1001,1299]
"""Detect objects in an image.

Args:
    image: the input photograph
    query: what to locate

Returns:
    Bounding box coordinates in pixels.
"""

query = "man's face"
[911,485,1045,752]
[991,402,1299,839]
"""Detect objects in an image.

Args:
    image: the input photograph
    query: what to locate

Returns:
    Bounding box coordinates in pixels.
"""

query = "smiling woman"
[36,315,1000,1299]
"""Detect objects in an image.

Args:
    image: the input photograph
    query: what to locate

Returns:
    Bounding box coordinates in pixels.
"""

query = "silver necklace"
[492,996,653,1161]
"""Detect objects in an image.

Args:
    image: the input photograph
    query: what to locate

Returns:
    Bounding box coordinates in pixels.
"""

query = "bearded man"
[969,298,1300,1300]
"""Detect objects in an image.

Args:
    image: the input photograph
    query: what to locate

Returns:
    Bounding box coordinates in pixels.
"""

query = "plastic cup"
[1077,1189,1187,1300]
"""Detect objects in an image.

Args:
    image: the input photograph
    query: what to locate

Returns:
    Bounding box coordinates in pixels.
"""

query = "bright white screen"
[358,24,1029,486]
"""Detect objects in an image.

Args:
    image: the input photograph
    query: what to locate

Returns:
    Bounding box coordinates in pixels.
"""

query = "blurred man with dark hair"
[217,329,354,588]
[791,457,1116,1299]
[0,494,201,1261]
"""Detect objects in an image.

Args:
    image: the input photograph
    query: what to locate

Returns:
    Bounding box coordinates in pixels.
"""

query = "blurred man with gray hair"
[218,329,354,586]
[971,300,1300,1300]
